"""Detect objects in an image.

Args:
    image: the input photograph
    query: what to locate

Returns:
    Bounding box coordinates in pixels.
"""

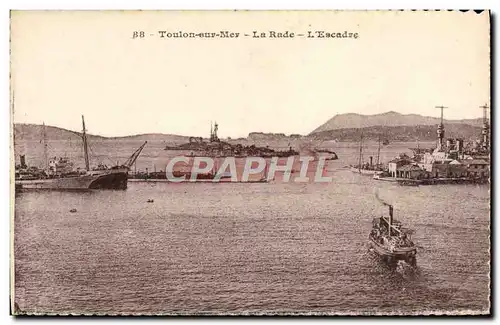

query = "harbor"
[349,105,490,186]
[14,116,147,190]
[12,115,491,315]
[10,9,491,316]
[13,165,490,315]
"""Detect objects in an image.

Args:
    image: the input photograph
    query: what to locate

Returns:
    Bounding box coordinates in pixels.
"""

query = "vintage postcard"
[10,10,491,316]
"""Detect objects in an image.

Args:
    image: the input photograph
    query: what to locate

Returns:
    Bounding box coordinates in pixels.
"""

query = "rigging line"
[86,143,96,165]
[87,142,100,164]
[87,142,102,165]
[89,141,117,166]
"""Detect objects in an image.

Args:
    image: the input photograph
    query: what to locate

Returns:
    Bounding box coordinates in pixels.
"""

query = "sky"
[10,10,490,138]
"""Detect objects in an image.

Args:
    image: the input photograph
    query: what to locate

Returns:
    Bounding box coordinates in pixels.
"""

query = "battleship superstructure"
[165,121,299,158]
[374,104,490,184]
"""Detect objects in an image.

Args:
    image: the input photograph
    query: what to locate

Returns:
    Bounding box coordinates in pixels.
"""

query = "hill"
[309,124,483,142]
[13,123,303,145]
[13,124,190,143]
[247,132,303,141]
[311,111,483,134]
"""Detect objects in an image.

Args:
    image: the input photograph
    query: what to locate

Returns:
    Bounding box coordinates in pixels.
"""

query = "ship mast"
[358,134,363,171]
[480,103,489,151]
[481,103,489,125]
[42,122,48,171]
[388,205,393,237]
[376,135,381,167]
[435,105,447,151]
[81,115,90,171]
[416,125,420,151]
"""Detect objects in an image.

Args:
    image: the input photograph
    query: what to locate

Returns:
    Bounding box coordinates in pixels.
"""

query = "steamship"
[369,204,417,266]
[15,116,147,190]
[350,135,384,175]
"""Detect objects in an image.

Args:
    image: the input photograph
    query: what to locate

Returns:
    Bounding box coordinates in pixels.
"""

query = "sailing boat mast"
[416,125,420,151]
[358,134,363,171]
[42,122,48,171]
[81,115,90,171]
[376,135,381,167]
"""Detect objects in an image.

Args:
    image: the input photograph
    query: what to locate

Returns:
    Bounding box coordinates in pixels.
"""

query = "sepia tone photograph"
[10,10,490,316]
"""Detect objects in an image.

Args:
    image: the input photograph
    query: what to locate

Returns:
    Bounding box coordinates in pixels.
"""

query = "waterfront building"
[384,105,490,181]
[394,164,426,179]
[388,156,413,177]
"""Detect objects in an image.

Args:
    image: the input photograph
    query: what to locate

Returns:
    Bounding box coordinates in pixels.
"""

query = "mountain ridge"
[13,123,192,142]
[13,123,305,143]
[309,124,483,142]
[311,111,484,134]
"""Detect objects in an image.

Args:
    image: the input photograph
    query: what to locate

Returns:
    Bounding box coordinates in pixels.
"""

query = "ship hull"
[350,167,383,175]
[15,169,128,190]
[373,175,489,185]
[369,238,417,265]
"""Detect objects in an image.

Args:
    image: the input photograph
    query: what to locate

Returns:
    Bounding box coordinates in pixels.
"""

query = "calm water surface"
[13,143,490,315]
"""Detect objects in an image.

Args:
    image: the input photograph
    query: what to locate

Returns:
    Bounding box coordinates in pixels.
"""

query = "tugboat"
[368,204,417,267]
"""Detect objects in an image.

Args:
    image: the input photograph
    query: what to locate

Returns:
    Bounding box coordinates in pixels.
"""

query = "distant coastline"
[13,111,485,143]
[14,122,483,144]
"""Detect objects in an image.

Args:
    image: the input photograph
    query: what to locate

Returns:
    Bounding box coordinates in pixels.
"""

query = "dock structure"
[374,104,490,185]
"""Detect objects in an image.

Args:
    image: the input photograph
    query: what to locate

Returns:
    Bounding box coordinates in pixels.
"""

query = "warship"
[373,104,490,185]
[165,121,299,158]
[15,116,147,190]
[128,156,271,183]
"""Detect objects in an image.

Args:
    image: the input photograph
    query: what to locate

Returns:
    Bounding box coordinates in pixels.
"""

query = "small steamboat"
[369,204,417,267]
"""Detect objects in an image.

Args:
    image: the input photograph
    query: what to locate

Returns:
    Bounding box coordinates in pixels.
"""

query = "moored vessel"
[164,121,299,158]
[15,116,147,190]
[350,134,384,175]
